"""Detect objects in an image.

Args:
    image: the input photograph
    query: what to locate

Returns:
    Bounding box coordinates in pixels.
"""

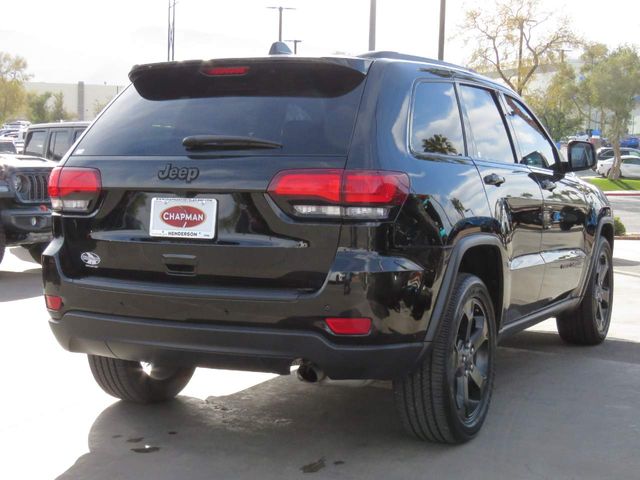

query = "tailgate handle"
[162,254,197,276]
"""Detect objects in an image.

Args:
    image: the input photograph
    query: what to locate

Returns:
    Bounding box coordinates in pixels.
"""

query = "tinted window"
[73,128,85,141]
[24,130,47,156]
[0,141,16,153]
[75,74,365,157]
[598,149,613,160]
[411,82,464,156]
[459,85,514,164]
[505,96,556,168]
[49,130,70,161]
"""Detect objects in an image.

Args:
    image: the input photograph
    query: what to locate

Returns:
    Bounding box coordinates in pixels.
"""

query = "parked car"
[23,121,90,161]
[0,139,17,154]
[596,147,640,161]
[620,137,639,149]
[0,153,55,264]
[44,48,613,444]
[597,155,640,178]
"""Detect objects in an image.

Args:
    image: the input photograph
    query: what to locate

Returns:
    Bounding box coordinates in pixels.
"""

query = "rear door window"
[24,130,47,156]
[74,62,366,157]
[410,82,465,156]
[48,130,70,161]
[459,85,515,164]
[73,128,85,141]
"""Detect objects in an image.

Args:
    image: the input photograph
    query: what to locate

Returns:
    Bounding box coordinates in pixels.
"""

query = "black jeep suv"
[43,51,613,444]
[0,154,54,263]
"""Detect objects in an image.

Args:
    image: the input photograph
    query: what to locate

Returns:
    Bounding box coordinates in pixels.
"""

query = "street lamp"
[267,6,296,42]
[285,39,302,54]
[369,0,376,51]
[438,0,446,60]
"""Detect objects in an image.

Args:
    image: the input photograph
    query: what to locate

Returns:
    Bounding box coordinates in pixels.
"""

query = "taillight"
[48,166,101,212]
[268,169,410,220]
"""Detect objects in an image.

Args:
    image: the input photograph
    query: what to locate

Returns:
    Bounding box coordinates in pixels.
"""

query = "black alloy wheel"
[393,274,496,443]
[451,297,491,425]
[557,237,613,345]
[593,249,613,335]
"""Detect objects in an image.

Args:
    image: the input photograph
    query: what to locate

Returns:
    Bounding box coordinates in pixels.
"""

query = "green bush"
[614,216,626,236]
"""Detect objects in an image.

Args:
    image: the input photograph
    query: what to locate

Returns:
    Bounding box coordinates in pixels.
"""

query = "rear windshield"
[74,62,366,157]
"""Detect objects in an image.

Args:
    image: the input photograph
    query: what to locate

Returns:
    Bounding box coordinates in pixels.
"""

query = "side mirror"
[566,140,596,172]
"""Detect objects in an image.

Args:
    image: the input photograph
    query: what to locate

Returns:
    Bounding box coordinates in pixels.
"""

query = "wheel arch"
[425,234,507,342]
[578,216,615,299]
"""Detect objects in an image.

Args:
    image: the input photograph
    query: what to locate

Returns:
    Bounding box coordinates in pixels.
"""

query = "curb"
[604,191,640,197]
[616,235,640,240]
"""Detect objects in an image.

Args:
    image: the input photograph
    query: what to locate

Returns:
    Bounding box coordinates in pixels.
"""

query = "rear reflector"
[45,295,63,311]
[325,317,372,335]
[48,167,101,212]
[202,66,250,76]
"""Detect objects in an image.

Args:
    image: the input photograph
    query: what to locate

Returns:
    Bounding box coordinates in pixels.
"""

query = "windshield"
[74,65,366,157]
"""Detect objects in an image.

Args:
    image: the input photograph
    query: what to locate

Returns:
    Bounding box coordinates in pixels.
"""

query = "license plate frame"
[149,197,217,240]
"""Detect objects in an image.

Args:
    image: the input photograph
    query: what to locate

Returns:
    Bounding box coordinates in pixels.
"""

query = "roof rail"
[358,51,475,73]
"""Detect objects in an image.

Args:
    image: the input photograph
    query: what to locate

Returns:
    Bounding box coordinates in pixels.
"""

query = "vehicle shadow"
[9,246,40,264]
[0,269,43,302]
[57,331,640,480]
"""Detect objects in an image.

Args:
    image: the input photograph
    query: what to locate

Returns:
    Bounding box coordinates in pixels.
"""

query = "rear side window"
[410,82,465,156]
[505,96,556,168]
[74,62,366,157]
[0,141,16,153]
[459,86,514,164]
[48,130,70,161]
[24,130,47,156]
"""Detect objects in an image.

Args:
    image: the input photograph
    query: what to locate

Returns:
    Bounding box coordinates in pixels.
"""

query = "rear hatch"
[56,57,370,292]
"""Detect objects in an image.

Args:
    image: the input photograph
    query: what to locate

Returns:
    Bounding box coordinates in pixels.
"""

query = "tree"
[586,46,640,179]
[574,43,609,130]
[462,0,578,95]
[0,52,31,124]
[93,99,109,116]
[27,91,53,123]
[50,92,72,121]
[27,91,72,123]
[526,62,582,140]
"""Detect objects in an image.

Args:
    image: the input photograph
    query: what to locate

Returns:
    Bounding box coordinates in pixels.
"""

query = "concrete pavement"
[1,241,639,479]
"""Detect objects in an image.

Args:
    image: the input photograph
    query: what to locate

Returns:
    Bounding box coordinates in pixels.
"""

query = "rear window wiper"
[182,135,282,150]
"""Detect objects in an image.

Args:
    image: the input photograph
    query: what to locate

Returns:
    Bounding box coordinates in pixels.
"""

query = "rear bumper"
[49,311,425,379]
[1,205,51,236]
[43,237,444,379]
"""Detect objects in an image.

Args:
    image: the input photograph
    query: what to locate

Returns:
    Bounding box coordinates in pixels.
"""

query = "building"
[24,81,124,121]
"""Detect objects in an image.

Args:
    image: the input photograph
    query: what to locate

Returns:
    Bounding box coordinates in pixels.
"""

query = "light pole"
[267,6,295,42]
[369,0,376,51]
[285,39,302,54]
[167,0,176,61]
[438,0,446,60]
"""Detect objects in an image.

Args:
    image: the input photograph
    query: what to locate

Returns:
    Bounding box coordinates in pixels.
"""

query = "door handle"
[541,179,557,191]
[484,173,506,186]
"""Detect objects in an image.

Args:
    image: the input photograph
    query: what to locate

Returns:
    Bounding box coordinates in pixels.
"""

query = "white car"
[596,155,640,178]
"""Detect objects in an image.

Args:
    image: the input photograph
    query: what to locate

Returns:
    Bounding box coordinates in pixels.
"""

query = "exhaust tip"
[296,362,326,383]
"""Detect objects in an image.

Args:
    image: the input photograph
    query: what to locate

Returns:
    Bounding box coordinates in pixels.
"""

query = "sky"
[1,0,639,86]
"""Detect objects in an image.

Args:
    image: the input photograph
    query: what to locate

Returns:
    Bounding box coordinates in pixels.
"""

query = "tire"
[88,355,195,403]
[0,226,5,265]
[26,243,46,264]
[393,274,496,443]
[556,237,613,345]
